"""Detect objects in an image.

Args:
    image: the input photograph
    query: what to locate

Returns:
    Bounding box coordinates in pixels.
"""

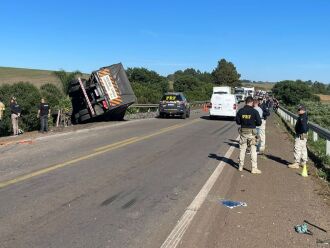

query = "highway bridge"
[0,111,329,248]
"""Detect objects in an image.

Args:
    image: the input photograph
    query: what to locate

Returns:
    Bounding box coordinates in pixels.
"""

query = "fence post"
[313,131,318,142]
[56,110,61,127]
[326,139,330,156]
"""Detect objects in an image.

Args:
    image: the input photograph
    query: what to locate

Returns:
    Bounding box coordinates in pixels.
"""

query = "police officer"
[258,97,270,153]
[288,105,308,169]
[37,98,50,133]
[236,96,262,174]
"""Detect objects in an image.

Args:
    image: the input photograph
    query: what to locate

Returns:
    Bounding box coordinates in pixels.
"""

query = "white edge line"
[160,135,239,248]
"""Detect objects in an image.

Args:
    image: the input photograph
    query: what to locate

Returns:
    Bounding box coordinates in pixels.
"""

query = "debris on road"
[17,139,33,144]
[317,239,330,244]
[294,223,313,235]
[304,220,328,233]
[221,200,247,209]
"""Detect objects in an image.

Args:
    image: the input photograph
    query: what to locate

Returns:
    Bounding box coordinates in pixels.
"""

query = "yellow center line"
[93,137,139,152]
[0,119,200,189]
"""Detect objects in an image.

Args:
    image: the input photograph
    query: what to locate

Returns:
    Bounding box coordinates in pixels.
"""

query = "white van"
[213,86,231,94]
[209,93,238,119]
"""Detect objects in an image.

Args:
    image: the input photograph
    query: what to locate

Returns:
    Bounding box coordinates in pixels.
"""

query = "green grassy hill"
[0,66,89,87]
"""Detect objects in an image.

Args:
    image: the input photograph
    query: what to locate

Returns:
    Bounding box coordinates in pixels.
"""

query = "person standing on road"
[259,97,270,153]
[288,105,309,169]
[37,98,50,133]
[10,97,21,136]
[253,99,263,153]
[236,96,262,174]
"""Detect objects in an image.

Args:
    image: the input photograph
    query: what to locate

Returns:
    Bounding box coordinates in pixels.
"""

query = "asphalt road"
[0,112,239,248]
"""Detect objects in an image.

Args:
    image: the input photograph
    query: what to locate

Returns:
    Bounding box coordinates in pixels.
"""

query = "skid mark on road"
[121,198,137,209]
[0,119,200,190]
[101,192,122,206]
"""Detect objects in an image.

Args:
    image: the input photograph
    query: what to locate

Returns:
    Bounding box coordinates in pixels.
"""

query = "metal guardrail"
[277,106,330,156]
[129,101,208,109]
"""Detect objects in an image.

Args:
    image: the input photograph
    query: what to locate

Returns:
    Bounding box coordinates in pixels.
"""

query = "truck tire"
[69,85,81,96]
[181,111,186,119]
[79,109,89,116]
[79,113,91,122]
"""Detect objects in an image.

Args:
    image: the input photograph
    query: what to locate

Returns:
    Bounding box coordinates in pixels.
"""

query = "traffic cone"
[203,104,207,112]
[301,164,308,177]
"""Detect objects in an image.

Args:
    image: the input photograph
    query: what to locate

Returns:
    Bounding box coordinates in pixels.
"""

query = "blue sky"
[0,0,329,82]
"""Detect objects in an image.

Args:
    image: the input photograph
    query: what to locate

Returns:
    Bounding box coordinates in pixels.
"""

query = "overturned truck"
[69,63,136,123]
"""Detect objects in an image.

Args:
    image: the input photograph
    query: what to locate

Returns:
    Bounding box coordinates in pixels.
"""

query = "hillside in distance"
[0,66,89,87]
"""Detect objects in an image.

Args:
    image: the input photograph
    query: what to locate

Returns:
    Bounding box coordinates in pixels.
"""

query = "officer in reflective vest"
[236,96,262,174]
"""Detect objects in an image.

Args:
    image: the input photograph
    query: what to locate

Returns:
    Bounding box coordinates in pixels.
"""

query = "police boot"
[288,162,299,169]
[251,168,262,174]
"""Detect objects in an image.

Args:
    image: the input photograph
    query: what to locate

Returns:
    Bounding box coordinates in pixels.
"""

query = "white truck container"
[213,86,231,94]
[234,87,246,102]
[209,91,238,119]
[243,87,255,97]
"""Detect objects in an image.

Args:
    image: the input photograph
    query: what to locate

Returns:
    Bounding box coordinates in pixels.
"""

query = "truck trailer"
[69,63,136,123]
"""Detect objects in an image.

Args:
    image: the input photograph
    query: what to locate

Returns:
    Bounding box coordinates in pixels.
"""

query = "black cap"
[297,105,306,111]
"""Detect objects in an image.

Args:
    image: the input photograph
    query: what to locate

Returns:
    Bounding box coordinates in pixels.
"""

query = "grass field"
[0,66,89,88]
[317,94,330,102]
[242,82,274,91]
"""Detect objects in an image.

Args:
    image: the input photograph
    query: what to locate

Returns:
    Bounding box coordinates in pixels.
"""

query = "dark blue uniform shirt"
[295,113,308,135]
[236,105,262,128]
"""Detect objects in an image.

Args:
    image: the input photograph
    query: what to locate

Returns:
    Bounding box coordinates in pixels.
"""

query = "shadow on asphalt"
[224,142,239,148]
[200,116,235,121]
[264,154,290,166]
[208,153,239,169]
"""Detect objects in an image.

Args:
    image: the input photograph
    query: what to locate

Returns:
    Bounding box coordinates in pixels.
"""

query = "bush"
[40,83,64,109]
[273,80,320,105]
[0,82,41,136]
[287,101,330,130]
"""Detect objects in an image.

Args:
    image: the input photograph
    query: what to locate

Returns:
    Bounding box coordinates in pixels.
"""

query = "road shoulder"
[177,114,330,248]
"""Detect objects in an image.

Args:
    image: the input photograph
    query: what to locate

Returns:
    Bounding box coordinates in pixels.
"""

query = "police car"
[159,92,190,119]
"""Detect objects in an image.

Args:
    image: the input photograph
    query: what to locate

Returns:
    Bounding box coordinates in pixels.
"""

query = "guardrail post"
[313,131,318,142]
[327,140,330,156]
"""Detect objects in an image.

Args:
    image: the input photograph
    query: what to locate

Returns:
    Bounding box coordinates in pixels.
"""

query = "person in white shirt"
[253,99,263,153]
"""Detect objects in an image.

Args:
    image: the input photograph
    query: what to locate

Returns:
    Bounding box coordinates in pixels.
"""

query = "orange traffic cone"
[203,104,207,112]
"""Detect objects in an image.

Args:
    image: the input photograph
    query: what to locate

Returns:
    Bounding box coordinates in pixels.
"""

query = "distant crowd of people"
[0,97,50,136]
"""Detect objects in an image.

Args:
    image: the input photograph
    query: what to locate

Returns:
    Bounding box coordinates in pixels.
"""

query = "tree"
[127,67,168,103]
[174,74,200,92]
[40,83,64,108]
[53,70,82,95]
[273,80,320,105]
[212,59,241,86]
